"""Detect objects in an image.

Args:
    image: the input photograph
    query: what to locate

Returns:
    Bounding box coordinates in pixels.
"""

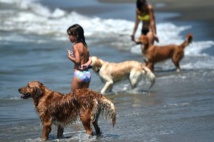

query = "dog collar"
[96,68,100,73]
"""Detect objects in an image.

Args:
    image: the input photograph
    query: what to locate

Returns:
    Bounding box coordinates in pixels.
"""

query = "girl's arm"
[79,56,92,70]
[131,10,140,41]
[67,44,80,64]
[85,56,92,67]
[79,46,91,70]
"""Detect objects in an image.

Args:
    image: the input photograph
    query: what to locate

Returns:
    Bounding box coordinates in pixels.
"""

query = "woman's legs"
[146,31,154,45]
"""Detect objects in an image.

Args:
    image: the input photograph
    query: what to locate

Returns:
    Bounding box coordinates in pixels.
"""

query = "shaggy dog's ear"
[34,87,43,98]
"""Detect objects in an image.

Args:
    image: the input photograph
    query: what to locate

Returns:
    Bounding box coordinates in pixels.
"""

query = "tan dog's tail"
[180,34,193,48]
[142,66,156,89]
[98,97,116,127]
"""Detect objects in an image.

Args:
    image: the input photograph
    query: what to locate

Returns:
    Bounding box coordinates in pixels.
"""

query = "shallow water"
[0,0,214,142]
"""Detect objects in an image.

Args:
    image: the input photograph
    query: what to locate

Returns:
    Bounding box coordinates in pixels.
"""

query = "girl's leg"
[82,71,91,89]
[71,77,83,92]
[82,82,90,89]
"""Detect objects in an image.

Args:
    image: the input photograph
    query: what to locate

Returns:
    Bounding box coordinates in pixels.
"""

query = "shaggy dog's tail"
[97,96,116,127]
[142,66,156,89]
[180,34,193,48]
[74,89,116,127]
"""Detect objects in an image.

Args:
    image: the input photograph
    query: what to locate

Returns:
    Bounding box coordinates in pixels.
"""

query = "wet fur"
[137,34,193,72]
[18,81,116,140]
[90,56,155,94]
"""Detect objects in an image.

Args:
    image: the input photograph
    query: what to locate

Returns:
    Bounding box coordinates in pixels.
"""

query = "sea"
[0,0,214,141]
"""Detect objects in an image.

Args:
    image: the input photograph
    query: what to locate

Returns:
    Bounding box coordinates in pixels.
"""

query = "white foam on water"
[1,0,214,54]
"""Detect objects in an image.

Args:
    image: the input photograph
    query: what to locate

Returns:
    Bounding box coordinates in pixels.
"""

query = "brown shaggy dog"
[136,34,193,72]
[18,81,116,141]
[90,56,155,94]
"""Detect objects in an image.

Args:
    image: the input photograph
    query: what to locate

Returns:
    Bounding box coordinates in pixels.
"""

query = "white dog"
[90,56,155,94]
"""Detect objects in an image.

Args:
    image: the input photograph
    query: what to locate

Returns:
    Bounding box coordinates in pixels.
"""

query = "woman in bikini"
[67,24,92,92]
[131,0,159,45]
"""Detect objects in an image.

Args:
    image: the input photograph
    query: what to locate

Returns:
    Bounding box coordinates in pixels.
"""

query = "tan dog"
[90,56,155,94]
[136,34,193,72]
[18,81,116,141]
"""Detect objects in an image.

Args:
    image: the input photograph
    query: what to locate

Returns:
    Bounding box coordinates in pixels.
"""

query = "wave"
[1,0,214,58]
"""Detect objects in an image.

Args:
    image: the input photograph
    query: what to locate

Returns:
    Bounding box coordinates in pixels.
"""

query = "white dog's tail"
[142,66,156,89]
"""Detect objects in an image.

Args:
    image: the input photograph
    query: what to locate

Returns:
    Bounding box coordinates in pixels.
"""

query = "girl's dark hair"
[67,24,87,46]
[136,0,147,11]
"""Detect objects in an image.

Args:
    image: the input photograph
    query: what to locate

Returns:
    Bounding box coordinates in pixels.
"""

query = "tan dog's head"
[135,35,149,45]
[18,81,44,99]
[90,56,104,73]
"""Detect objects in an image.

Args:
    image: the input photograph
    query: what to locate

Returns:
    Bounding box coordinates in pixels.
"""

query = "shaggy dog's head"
[18,81,44,99]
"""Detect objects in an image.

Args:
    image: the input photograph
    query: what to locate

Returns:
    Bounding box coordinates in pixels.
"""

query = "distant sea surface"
[1,0,214,141]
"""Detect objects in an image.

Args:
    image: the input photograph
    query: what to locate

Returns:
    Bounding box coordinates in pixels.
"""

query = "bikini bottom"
[74,70,91,83]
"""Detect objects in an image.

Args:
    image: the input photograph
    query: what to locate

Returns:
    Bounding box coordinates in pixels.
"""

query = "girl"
[67,24,92,92]
[131,0,159,45]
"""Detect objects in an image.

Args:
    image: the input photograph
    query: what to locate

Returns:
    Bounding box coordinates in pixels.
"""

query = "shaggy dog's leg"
[42,117,52,141]
[57,125,64,138]
[92,119,101,135]
[80,109,93,136]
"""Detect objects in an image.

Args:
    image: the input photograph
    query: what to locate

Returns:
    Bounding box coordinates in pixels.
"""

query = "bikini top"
[138,13,150,21]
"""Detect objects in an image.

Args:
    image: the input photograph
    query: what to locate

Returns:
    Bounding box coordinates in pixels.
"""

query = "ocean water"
[1,0,214,141]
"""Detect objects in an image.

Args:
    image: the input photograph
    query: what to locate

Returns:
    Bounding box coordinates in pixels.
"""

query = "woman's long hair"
[136,0,147,11]
[67,24,87,46]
